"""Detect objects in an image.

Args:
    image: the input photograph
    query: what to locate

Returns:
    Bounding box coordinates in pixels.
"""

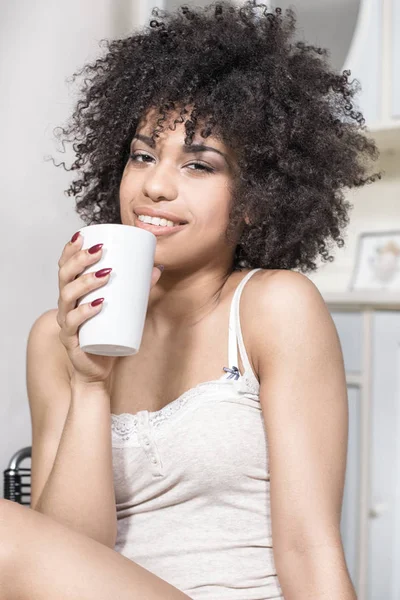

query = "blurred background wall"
[0,0,136,497]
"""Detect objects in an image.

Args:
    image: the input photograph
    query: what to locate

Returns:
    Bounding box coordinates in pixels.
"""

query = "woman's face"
[119,108,240,273]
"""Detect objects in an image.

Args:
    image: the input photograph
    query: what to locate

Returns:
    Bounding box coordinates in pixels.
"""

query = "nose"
[142,162,178,203]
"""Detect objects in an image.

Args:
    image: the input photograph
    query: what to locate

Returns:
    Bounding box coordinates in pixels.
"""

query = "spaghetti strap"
[227,268,262,377]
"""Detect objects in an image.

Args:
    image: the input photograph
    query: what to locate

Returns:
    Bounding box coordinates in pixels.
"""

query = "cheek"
[191,180,232,220]
[119,171,140,207]
[194,198,231,238]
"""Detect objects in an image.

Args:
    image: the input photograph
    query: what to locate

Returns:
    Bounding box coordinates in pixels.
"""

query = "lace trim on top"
[111,368,259,444]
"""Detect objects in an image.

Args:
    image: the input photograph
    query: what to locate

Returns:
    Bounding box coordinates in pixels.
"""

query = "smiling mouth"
[134,218,187,235]
[137,215,187,226]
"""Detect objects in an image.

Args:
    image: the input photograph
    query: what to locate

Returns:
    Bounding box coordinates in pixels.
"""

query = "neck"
[147,264,235,331]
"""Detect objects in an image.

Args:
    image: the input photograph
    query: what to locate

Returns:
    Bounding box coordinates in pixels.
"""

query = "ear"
[243,213,251,225]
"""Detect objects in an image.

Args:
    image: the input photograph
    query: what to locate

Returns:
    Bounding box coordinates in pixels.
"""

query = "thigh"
[0,500,191,600]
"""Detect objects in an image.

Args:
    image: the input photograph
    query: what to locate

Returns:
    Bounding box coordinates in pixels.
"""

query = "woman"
[1,1,379,598]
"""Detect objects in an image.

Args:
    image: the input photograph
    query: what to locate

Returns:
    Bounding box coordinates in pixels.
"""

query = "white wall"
[272,0,360,72]
[0,0,137,497]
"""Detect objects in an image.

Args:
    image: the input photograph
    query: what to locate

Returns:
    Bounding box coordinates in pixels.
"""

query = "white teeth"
[137,215,176,227]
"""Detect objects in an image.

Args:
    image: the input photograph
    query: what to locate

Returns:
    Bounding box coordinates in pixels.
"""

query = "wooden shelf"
[323,289,400,309]
[366,122,400,153]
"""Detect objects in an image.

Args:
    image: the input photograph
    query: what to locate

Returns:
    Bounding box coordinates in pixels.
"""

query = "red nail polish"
[91,298,104,307]
[95,268,112,278]
[71,231,80,244]
[88,243,104,254]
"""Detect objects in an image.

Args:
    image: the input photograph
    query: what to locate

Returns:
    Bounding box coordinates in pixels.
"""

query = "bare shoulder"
[30,307,59,332]
[249,268,325,308]
[27,308,72,381]
[242,269,334,377]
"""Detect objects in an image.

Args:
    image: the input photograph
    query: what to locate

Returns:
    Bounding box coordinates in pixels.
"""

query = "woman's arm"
[253,270,356,599]
[27,309,117,549]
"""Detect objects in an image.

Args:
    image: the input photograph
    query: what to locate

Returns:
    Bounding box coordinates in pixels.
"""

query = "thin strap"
[227,268,262,374]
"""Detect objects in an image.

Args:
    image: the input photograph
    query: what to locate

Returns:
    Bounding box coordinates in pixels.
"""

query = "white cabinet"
[342,0,400,150]
[343,0,382,126]
[367,311,400,600]
[392,0,400,118]
[327,293,400,600]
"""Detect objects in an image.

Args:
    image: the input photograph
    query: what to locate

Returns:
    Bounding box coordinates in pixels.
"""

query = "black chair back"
[3,446,32,505]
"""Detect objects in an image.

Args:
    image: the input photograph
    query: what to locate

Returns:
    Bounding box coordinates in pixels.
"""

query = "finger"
[59,267,111,318]
[58,243,103,296]
[58,231,83,270]
[150,265,164,288]
[59,299,104,350]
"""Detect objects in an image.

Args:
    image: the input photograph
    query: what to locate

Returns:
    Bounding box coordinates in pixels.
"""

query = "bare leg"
[0,500,192,600]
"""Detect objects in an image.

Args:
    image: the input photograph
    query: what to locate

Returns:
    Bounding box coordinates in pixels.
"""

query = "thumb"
[150,265,164,288]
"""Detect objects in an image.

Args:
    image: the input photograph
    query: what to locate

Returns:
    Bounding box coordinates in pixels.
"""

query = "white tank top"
[111,268,284,599]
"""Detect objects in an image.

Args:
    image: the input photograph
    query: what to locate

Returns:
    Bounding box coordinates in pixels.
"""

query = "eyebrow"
[132,133,229,162]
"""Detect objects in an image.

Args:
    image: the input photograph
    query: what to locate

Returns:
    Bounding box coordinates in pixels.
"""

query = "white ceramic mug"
[76,223,156,356]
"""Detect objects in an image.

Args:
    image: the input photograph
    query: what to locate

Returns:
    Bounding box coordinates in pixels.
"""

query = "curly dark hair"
[53,0,381,273]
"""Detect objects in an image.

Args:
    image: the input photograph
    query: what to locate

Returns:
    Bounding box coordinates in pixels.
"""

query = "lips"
[134,218,187,236]
[134,206,188,225]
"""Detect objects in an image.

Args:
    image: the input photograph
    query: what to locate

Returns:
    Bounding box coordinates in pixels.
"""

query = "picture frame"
[349,230,400,291]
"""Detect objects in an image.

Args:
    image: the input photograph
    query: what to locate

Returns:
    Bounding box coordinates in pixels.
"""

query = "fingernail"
[88,243,104,254]
[71,231,80,244]
[91,298,104,307]
[95,268,112,278]
[157,264,165,272]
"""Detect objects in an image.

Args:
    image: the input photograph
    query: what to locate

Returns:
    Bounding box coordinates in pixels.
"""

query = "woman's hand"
[57,231,163,386]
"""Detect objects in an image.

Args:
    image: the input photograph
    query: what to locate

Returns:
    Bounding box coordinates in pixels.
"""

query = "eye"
[129,152,154,164]
[187,163,215,173]
[129,152,215,173]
